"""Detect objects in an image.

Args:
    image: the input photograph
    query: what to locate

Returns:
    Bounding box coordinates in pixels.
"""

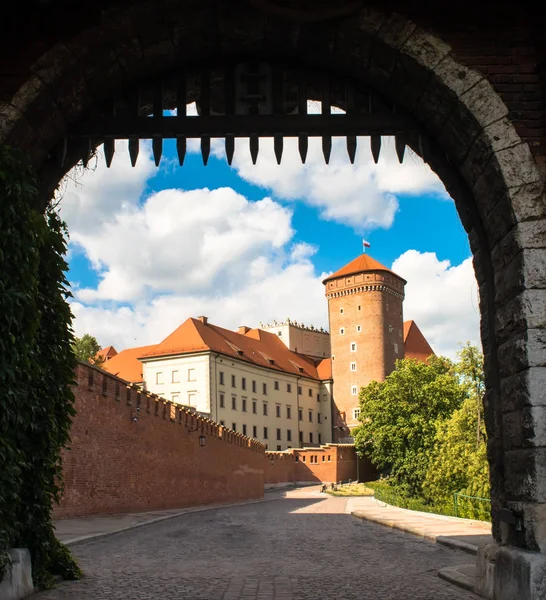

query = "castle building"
[323,254,408,441]
[104,316,333,450]
[102,253,434,448]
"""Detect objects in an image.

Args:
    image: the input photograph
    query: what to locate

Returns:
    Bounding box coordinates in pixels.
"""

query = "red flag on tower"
[362,239,371,253]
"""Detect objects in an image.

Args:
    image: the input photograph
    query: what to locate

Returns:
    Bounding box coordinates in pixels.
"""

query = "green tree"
[72,334,103,365]
[353,356,466,497]
[456,342,485,448]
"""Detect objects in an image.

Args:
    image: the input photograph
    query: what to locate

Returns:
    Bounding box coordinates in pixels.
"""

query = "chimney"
[238,325,250,334]
[197,316,208,324]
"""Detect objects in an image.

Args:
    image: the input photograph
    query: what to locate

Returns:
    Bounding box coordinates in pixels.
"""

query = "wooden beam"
[72,113,414,140]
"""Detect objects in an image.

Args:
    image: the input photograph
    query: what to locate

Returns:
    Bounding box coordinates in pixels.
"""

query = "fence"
[367,481,491,522]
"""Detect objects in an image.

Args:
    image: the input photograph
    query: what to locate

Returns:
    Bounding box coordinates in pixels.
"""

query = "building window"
[277,330,282,336]
[172,370,180,383]
[318,413,322,424]
[243,424,247,436]
[252,380,257,393]
[276,428,281,441]
[340,327,345,335]
[302,455,306,462]
[350,362,357,371]
[242,377,246,390]
[188,368,196,381]
[263,382,267,395]
[351,385,358,395]
[317,393,320,402]
[277,445,282,451]
[298,408,303,421]
[220,420,225,426]
[319,433,322,444]
[399,329,402,337]
[394,343,399,354]
[287,429,292,442]
[350,342,357,352]
[309,432,314,443]
[340,307,344,314]
[231,374,236,387]
[219,393,225,408]
[298,386,302,395]
[358,305,361,310]
[156,372,163,385]
[232,423,237,432]
[308,389,312,397]
[187,392,195,406]
[276,404,281,418]
[242,398,247,412]
[232,396,237,410]
[263,427,268,439]
[252,399,257,414]
[172,393,179,403]
[287,405,292,419]
[389,325,393,332]
[263,402,268,416]
[253,425,257,438]
[353,408,361,420]
[219,371,224,385]
[299,431,303,442]
[309,410,313,422]
[274,381,279,390]
[287,383,292,393]
[356,325,362,332]
[328,455,331,462]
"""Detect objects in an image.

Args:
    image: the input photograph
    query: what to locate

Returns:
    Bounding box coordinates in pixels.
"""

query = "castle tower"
[323,254,406,441]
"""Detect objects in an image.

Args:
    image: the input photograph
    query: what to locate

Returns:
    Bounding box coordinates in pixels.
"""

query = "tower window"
[358,305,361,310]
[350,362,356,372]
[351,385,358,395]
[350,342,357,352]
[356,325,362,332]
[340,328,345,335]
[389,325,393,332]
[340,308,344,314]
[353,408,361,419]
[394,343,399,354]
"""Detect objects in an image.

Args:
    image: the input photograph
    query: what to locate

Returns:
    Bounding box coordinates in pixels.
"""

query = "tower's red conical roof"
[322,254,405,284]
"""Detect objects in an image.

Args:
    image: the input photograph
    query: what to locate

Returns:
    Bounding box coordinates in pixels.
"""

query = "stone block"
[431,55,484,99]
[508,182,546,222]
[504,448,546,502]
[501,368,546,412]
[475,543,499,599]
[495,290,546,346]
[494,545,546,600]
[30,41,76,87]
[0,548,33,600]
[357,7,386,37]
[376,13,416,50]
[401,28,451,71]
[516,220,546,249]
[459,79,508,131]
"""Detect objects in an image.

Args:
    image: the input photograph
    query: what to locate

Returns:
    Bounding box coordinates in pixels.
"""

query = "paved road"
[37,488,478,600]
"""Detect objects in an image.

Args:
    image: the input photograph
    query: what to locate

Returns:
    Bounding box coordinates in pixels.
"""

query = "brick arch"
[1,4,545,597]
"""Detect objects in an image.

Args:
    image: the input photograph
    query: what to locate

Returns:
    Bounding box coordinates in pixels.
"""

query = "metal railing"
[453,493,491,521]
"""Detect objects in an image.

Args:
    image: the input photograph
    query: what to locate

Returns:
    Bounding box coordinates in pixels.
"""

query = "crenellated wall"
[264,445,375,488]
[54,363,265,519]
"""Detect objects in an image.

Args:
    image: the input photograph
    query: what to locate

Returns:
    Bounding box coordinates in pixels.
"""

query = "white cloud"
[393,250,480,359]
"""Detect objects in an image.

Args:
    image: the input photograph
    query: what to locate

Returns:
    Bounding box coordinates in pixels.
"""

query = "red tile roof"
[316,358,332,380]
[403,320,435,362]
[102,344,157,383]
[139,318,326,380]
[322,253,405,284]
[95,345,117,362]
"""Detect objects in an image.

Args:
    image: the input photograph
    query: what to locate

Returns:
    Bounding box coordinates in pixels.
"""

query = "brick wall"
[264,445,375,486]
[54,363,265,519]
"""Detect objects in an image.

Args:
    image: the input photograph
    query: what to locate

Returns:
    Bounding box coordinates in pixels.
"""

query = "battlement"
[79,362,265,454]
[260,319,329,334]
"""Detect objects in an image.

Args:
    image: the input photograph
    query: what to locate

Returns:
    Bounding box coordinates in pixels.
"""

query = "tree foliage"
[72,334,103,365]
[0,146,81,586]
[353,356,466,497]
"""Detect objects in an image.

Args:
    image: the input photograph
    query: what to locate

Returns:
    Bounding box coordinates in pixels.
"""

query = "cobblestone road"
[38,488,479,600]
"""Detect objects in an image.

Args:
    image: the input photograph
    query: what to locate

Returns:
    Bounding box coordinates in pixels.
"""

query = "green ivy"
[0,145,81,587]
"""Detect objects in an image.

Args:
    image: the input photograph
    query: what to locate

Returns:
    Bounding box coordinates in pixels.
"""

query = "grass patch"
[325,483,374,497]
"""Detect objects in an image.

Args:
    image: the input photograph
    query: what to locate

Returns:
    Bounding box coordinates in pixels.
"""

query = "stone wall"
[54,363,265,519]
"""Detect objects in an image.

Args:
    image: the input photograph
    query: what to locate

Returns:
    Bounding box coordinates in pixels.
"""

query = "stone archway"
[0,3,544,598]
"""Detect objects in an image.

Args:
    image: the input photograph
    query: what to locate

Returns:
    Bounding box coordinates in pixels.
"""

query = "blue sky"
[60,130,479,358]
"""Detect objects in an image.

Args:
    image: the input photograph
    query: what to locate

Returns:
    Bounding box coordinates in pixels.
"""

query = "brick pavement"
[37,487,479,600]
